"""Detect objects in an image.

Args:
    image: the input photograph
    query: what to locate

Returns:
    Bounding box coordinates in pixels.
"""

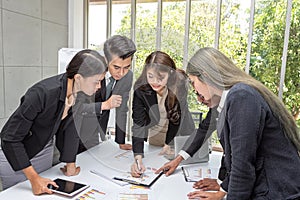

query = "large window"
[88,0,299,126]
[189,0,217,51]
[219,0,251,69]
[88,1,107,49]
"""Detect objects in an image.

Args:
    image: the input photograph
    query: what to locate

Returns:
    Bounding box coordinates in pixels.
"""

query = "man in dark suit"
[80,35,136,151]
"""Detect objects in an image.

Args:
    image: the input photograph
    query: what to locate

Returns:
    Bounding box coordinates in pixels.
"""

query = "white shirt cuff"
[178,150,190,160]
[220,186,227,193]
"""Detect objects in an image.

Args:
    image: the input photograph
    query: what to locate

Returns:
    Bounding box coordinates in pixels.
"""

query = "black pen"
[181,167,196,182]
[181,167,188,182]
[136,159,144,178]
[113,177,143,186]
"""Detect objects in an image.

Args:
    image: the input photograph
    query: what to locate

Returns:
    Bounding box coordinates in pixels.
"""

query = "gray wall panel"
[42,66,58,79]
[0,0,68,131]
[0,9,2,66]
[0,118,8,131]
[0,9,3,118]
[3,10,41,67]
[4,67,42,117]
[2,0,41,18]
[42,0,68,25]
[0,67,4,118]
[42,21,68,66]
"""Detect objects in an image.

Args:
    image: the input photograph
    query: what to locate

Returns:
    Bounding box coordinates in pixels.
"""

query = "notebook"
[174,135,209,165]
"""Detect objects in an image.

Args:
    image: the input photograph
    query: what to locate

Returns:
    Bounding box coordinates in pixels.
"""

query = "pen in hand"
[136,159,144,177]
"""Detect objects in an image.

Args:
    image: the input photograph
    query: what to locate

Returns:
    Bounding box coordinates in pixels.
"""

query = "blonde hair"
[187,47,300,151]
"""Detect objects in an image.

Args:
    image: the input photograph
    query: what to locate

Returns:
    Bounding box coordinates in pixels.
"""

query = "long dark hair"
[66,49,107,79]
[134,51,185,124]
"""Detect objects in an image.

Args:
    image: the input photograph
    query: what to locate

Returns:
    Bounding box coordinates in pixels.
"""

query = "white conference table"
[0,140,223,200]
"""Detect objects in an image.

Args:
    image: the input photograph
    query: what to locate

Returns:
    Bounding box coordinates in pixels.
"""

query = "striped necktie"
[106,76,115,100]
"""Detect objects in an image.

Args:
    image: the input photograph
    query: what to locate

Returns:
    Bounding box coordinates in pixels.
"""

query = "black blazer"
[132,84,195,156]
[94,71,133,144]
[1,74,67,171]
[1,73,108,170]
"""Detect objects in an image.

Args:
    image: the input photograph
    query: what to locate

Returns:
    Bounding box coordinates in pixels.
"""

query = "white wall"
[0,0,69,130]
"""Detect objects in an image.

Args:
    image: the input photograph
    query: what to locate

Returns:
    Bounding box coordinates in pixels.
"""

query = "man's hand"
[155,155,183,176]
[60,163,80,176]
[101,95,122,110]
[193,178,220,191]
[119,143,132,150]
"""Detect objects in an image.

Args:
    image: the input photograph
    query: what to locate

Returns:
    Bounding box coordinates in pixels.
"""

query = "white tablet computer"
[48,178,89,197]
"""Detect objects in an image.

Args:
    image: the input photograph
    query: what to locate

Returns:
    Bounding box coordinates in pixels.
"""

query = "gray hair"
[103,35,136,63]
[187,47,300,151]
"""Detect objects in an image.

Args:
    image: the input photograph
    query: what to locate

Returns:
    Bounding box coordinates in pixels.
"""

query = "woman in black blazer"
[131,51,195,177]
[0,49,107,195]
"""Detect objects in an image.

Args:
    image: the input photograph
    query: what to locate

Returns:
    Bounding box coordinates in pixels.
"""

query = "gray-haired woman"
[186,47,300,200]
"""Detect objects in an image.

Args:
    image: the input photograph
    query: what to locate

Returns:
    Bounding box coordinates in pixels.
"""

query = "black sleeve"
[55,112,80,163]
[1,86,46,171]
[74,92,102,117]
[131,89,149,156]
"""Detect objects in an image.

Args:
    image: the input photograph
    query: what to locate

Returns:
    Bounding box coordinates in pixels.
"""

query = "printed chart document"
[117,187,150,200]
[89,140,134,186]
[113,169,164,187]
[181,165,219,182]
[89,140,167,187]
[75,188,107,200]
[118,193,149,200]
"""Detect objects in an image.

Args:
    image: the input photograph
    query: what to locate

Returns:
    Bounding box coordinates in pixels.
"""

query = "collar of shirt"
[217,90,230,113]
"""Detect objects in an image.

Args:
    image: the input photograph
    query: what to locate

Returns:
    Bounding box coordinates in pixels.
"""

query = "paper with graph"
[89,140,167,187]
[118,193,148,200]
[181,166,219,182]
[113,166,164,187]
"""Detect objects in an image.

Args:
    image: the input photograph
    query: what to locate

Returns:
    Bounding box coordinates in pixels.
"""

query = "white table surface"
[0,141,222,200]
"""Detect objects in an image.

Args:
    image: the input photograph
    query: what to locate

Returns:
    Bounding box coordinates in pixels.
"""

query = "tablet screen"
[48,178,89,196]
